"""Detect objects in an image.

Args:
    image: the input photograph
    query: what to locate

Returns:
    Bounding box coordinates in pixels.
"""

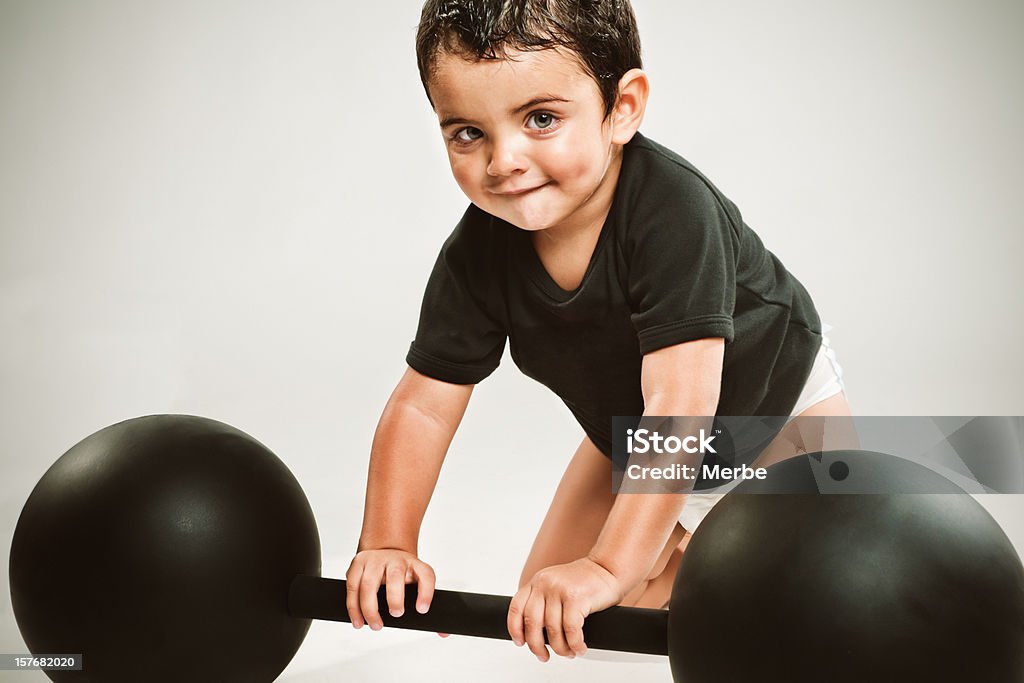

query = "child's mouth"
[496,181,549,197]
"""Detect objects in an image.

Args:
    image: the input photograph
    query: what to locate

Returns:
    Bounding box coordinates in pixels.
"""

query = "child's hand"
[345,549,436,632]
[507,557,624,662]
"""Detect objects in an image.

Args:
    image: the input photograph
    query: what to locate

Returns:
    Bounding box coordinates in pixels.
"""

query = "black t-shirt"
[406,132,822,457]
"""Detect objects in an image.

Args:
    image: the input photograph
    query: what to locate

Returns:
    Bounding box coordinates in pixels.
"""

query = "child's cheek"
[448,156,478,198]
[550,136,602,189]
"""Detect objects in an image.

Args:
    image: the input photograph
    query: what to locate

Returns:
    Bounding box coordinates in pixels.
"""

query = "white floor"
[277,620,669,683]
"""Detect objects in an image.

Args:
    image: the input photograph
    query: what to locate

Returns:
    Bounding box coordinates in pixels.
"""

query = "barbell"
[9,414,1024,682]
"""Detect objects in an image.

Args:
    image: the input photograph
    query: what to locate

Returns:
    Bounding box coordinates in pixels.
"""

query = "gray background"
[2,1,1021,680]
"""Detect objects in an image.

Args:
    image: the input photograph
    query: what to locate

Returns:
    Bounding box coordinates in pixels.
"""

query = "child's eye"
[526,112,558,131]
[453,127,484,144]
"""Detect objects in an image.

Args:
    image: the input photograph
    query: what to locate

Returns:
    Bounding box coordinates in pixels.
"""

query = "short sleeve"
[626,165,739,354]
[406,205,508,384]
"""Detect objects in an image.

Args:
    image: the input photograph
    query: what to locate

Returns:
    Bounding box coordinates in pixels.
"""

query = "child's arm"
[589,337,724,586]
[346,366,473,631]
[507,337,723,661]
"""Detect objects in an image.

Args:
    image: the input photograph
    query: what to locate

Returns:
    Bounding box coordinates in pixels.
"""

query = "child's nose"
[486,137,528,177]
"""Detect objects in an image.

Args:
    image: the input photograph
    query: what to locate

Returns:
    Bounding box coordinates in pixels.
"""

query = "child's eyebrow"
[438,95,572,129]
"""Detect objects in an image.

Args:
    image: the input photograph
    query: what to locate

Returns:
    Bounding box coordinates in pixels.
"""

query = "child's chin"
[501,211,555,232]
[512,221,550,232]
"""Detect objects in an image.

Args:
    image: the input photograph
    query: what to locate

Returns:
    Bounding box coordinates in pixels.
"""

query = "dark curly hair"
[416,0,643,119]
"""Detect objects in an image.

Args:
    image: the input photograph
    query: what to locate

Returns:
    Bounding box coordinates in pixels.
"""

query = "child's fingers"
[410,560,436,614]
[358,566,386,630]
[344,561,366,629]
[507,586,528,647]
[384,562,407,618]
[561,600,587,658]
[543,599,571,658]
[347,554,436,633]
[522,592,549,661]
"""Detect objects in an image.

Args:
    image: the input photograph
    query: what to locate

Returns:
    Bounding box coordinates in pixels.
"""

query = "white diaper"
[678,323,847,533]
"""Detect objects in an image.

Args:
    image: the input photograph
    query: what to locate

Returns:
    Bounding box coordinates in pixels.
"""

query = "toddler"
[346,0,852,663]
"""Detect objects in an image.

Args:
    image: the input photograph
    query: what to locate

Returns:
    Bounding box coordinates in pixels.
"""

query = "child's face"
[428,47,620,234]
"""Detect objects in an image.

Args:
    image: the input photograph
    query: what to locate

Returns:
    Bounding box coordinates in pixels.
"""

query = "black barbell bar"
[287,575,670,656]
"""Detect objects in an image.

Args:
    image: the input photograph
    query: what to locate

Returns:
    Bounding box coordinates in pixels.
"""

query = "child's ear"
[610,68,649,145]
